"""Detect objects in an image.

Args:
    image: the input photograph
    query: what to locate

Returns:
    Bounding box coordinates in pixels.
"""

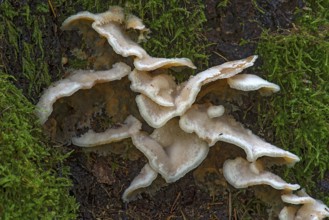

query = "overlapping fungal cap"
[129,70,176,107]
[135,56,258,128]
[280,189,329,220]
[131,119,209,183]
[61,6,145,58]
[278,206,299,220]
[179,103,300,165]
[133,57,195,71]
[61,6,195,71]
[122,164,158,202]
[71,115,141,147]
[227,73,280,95]
[125,14,149,42]
[223,157,300,190]
[36,62,131,124]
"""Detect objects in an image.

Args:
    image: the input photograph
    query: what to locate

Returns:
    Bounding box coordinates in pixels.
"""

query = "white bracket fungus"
[36,62,131,124]
[131,119,209,183]
[179,104,300,164]
[227,73,280,95]
[71,115,141,147]
[223,157,300,190]
[62,6,195,71]
[278,206,299,220]
[122,164,158,202]
[280,189,329,220]
[34,6,328,217]
[129,70,176,107]
[61,6,146,58]
[134,55,258,128]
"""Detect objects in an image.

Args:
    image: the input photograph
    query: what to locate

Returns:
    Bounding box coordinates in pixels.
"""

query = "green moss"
[0,74,78,219]
[0,1,53,101]
[0,2,79,218]
[217,0,230,8]
[256,0,329,203]
[127,0,208,64]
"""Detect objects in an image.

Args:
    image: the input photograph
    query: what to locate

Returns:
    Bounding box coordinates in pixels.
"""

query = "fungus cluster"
[36,6,329,219]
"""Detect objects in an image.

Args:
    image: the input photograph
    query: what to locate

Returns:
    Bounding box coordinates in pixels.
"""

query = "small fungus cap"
[129,70,176,107]
[61,6,146,58]
[125,14,147,30]
[278,206,298,220]
[133,56,196,71]
[71,115,142,147]
[36,62,131,124]
[122,164,158,202]
[223,157,300,190]
[131,119,209,183]
[227,73,280,96]
[281,190,329,220]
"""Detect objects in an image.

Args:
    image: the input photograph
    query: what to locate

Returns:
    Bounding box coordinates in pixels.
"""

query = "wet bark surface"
[204,0,302,66]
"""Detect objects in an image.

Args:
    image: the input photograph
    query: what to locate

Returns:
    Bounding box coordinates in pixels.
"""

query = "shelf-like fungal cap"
[179,104,300,165]
[227,73,280,95]
[61,7,195,71]
[131,119,209,183]
[129,70,176,107]
[61,6,125,30]
[282,190,315,205]
[223,157,300,190]
[62,6,144,57]
[92,22,148,58]
[122,164,158,202]
[133,56,196,71]
[71,115,142,147]
[36,62,131,124]
[280,190,329,220]
[278,206,298,220]
[125,14,148,31]
[136,56,258,128]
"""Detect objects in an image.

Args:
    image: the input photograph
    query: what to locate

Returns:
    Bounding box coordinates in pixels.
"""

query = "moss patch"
[0,1,56,101]
[0,2,78,218]
[256,0,329,203]
[0,74,78,219]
